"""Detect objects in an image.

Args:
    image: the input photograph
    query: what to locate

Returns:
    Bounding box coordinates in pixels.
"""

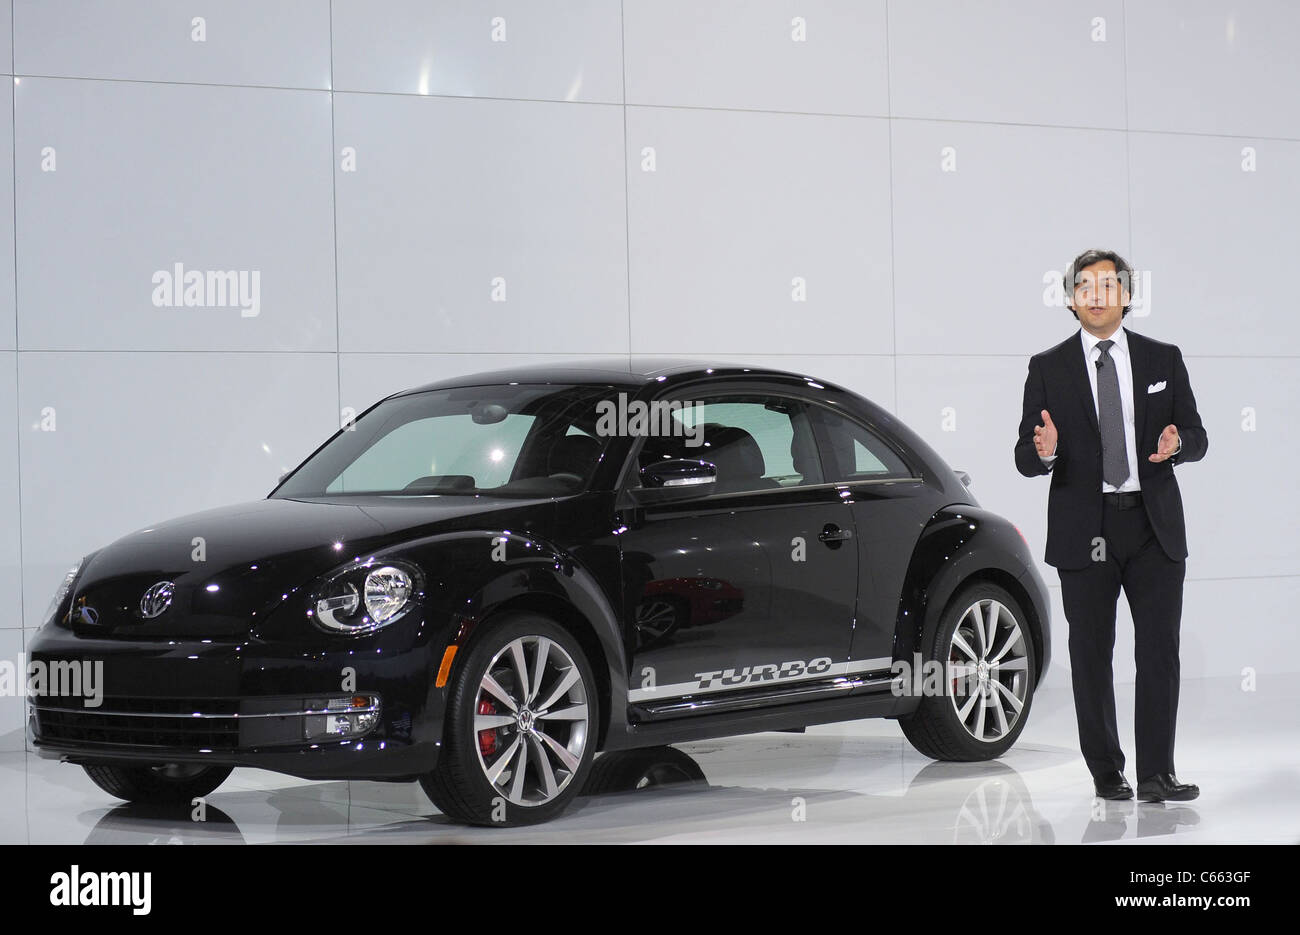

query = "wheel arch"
[894,506,1048,690]
[420,533,629,752]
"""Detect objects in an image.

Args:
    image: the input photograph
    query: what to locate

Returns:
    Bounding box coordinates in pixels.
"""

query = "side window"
[633,395,823,493]
[813,408,912,481]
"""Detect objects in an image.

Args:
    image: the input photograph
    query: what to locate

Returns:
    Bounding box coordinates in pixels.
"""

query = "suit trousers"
[1057,493,1185,781]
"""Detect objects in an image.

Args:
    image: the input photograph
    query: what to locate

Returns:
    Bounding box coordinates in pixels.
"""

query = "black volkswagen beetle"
[28,359,1050,826]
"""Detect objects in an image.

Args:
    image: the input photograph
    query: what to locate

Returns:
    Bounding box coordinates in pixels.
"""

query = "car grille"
[33,696,242,749]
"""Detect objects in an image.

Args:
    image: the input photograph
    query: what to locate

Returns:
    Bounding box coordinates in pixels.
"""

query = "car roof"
[391,357,849,396]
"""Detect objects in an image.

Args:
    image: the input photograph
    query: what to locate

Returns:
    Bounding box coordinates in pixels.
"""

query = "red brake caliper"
[477,698,499,757]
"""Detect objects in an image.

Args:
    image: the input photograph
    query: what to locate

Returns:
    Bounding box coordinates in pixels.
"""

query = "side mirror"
[640,458,718,490]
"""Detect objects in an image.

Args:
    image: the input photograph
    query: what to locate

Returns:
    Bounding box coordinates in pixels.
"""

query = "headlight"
[44,561,82,626]
[308,560,421,635]
[363,566,413,623]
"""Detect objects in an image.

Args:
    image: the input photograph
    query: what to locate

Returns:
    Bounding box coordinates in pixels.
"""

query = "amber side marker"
[435,646,459,687]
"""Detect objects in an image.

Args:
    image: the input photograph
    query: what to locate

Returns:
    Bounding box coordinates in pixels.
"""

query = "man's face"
[1070,259,1129,335]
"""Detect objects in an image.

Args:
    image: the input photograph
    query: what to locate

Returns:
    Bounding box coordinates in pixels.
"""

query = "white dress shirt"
[1039,325,1154,492]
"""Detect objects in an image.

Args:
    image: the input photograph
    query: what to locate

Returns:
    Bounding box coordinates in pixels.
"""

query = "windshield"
[273,383,617,498]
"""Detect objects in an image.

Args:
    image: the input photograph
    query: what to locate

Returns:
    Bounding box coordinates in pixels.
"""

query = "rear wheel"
[420,613,599,826]
[899,583,1036,761]
[82,763,232,804]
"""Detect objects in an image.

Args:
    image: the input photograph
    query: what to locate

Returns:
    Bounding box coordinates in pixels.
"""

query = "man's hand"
[1034,409,1058,457]
[1149,423,1181,462]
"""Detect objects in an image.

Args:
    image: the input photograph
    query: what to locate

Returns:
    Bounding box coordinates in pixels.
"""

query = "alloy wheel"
[473,635,590,807]
[945,599,1031,742]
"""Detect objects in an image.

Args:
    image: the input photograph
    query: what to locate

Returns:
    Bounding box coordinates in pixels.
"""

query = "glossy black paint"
[27,358,1050,781]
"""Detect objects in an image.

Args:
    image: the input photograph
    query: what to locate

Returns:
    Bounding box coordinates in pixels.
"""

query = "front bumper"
[25,617,448,781]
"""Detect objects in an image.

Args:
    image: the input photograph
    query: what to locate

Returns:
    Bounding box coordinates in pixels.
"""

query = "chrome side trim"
[628,656,893,703]
[29,704,380,720]
[637,673,897,719]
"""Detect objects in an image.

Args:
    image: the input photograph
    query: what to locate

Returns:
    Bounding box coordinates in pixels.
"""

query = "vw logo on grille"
[138,581,176,619]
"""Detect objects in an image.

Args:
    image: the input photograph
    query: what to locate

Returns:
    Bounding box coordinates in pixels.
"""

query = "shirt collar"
[1080,322,1128,358]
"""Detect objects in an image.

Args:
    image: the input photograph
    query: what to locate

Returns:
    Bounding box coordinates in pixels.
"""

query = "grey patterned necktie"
[1095,339,1128,488]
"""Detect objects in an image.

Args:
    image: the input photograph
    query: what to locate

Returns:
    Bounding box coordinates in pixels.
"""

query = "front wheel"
[420,613,599,826]
[82,763,232,804]
[899,583,1037,761]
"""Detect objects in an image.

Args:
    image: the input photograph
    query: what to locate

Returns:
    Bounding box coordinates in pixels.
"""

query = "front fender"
[399,528,628,749]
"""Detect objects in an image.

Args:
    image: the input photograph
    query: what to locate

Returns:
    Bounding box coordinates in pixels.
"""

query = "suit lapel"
[1128,329,1150,452]
[1066,331,1099,439]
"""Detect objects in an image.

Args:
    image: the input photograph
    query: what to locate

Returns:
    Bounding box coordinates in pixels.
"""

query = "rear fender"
[892,506,1046,687]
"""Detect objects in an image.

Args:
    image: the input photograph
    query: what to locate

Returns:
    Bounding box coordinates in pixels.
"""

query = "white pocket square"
[1146,381,1167,394]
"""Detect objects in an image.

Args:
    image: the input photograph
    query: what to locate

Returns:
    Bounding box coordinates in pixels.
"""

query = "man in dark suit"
[1015,249,1207,803]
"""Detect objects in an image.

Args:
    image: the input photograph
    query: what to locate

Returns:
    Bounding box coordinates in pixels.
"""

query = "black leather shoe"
[1093,770,1133,800]
[1136,773,1199,802]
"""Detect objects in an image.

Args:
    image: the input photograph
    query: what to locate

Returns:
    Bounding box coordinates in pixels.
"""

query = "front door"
[615,392,859,709]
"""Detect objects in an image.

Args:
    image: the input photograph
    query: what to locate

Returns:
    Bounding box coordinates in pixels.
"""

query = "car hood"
[65,495,555,637]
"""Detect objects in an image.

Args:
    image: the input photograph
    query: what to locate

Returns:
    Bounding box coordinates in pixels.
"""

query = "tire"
[583,746,706,796]
[420,613,600,826]
[899,582,1037,761]
[82,763,232,804]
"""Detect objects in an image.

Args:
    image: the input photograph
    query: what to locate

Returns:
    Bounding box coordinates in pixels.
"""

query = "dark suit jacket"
[1014,327,1208,569]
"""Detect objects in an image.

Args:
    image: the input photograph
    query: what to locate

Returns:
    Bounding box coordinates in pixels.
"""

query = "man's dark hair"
[1063,248,1134,318]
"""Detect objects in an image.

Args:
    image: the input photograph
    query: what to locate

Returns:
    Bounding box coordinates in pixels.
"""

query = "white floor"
[2,674,1296,844]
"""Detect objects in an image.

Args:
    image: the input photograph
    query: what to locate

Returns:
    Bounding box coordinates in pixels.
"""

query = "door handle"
[819,524,853,543]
